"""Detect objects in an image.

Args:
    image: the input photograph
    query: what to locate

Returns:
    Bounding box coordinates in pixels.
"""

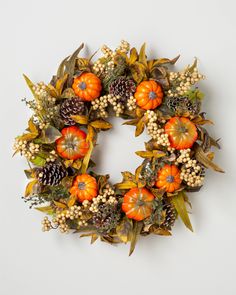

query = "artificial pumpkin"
[134,80,163,110]
[56,126,89,160]
[72,72,102,101]
[155,164,181,193]
[164,117,198,150]
[122,188,154,221]
[70,174,98,202]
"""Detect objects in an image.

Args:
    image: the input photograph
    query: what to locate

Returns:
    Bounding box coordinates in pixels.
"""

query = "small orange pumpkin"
[70,174,98,202]
[56,126,89,160]
[134,80,163,110]
[164,117,198,150]
[72,72,102,101]
[122,188,154,221]
[155,164,181,193]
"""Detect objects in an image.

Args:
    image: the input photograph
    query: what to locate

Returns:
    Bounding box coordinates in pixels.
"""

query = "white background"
[0,0,236,294]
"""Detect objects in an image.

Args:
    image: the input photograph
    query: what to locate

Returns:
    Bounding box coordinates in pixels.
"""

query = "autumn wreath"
[14,41,224,255]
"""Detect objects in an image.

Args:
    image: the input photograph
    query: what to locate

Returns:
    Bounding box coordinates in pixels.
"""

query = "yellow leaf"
[47,84,59,98]
[81,140,93,174]
[135,118,145,137]
[25,179,38,197]
[71,115,88,125]
[28,118,38,134]
[55,74,68,95]
[135,151,153,158]
[87,125,95,143]
[72,159,82,170]
[53,201,67,209]
[138,43,147,66]
[90,120,112,130]
[67,194,77,207]
[16,132,38,142]
[128,47,138,65]
[171,191,193,232]
[135,165,143,182]
[121,171,135,182]
[64,159,74,168]
[152,150,166,158]
[115,181,137,190]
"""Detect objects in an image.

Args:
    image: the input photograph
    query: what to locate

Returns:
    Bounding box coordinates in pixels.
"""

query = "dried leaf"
[171,191,193,232]
[150,188,165,199]
[28,118,38,134]
[115,181,137,190]
[122,118,139,126]
[194,144,224,173]
[121,171,135,182]
[71,115,88,125]
[67,194,77,207]
[116,217,133,243]
[53,201,67,209]
[135,165,143,182]
[135,118,145,137]
[25,179,38,197]
[129,48,138,64]
[150,226,172,236]
[87,125,96,143]
[90,120,112,130]
[55,74,68,95]
[72,159,82,170]
[135,151,153,158]
[138,43,147,66]
[91,234,99,244]
[57,55,70,78]
[153,55,180,66]
[129,221,142,256]
[81,140,93,174]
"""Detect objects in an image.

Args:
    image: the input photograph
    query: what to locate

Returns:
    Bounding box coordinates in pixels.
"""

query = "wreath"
[14,41,224,255]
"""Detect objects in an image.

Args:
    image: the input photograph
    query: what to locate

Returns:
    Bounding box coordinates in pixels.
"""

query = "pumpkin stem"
[149,91,157,99]
[79,81,87,90]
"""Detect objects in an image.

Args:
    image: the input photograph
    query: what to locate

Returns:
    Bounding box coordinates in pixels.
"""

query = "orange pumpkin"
[56,126,89,160]
[122,188,154,221]
[155,164,181,193]
[70,174,98,202]
[134,80,163,110]
[72,72,102,101]
[164,117,198,150]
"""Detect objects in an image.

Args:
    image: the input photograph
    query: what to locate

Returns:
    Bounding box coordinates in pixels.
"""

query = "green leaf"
[30,155,46,167]
[171,191,193,232]
[129,221,143,256]
[35,206,54,215]
[40,125,62,144]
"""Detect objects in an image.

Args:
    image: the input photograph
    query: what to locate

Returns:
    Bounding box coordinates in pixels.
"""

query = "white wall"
[0,0,236,294]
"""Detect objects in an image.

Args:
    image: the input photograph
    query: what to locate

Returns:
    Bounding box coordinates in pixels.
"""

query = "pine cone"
[37,162,67,186]
[92,204,121,234]
[162,201,176,230]
[109,77,136,103]
[60,97,86,125]
[166,96,200,116]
